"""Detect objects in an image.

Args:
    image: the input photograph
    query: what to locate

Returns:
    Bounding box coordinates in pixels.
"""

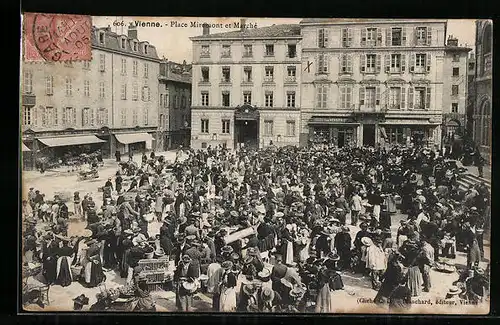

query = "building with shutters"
[21,24,160,168]
[190,21,302,150]
[471,19,492,160]
[299,19,447,148]
[158,59,192,151]
[441,36,472,146]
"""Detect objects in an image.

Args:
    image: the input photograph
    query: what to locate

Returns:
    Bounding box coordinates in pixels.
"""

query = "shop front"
[379,124,440,148]
[36,135,107,162]
[308,116,358,147]
[114,132,155,155]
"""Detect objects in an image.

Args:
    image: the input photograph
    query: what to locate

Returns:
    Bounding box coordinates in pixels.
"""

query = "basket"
[145,252,154,259]
[71,265,83,277]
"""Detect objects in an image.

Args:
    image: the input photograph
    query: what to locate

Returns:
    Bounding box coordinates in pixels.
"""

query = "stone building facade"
[158,60,192,151]
[190,22,302,150]
[441,36,471,143]
[472,19,492,160]
[299,19,447,149]
[21,24,160,168]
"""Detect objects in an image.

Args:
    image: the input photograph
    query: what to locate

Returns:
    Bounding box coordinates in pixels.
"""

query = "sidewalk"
[455,160,491,181]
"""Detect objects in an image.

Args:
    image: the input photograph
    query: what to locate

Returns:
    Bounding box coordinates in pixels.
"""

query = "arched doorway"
[234,104,259,149]
[482,23,492,75]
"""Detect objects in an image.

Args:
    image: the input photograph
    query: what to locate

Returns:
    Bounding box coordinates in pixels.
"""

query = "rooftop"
[300,18,448,24]
[92,26,160,61]
[191,24,301,40]
[159,60,192,84]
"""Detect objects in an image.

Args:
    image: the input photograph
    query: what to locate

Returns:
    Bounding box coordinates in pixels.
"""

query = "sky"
[93,17,476,63]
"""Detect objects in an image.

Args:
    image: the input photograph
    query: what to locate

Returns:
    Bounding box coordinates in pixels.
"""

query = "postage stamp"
[23,13,92,62]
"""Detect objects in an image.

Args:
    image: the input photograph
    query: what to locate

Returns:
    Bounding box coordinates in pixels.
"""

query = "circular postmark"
[32,14,91,62]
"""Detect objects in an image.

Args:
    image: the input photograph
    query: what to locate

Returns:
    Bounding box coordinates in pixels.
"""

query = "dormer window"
[98,31,105,44]
[120,37,126,49]
[133,41,138,52]
[144,44,149,54]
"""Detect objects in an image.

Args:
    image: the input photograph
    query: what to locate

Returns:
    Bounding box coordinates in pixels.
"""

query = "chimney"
[105,25,112,32]
[447,36,458,47]
[128,23,138,39]
[240,18,246,32]
[202,23,210,36]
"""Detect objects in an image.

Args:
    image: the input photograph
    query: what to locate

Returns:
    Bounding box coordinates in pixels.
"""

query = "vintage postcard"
[20,15,491,314]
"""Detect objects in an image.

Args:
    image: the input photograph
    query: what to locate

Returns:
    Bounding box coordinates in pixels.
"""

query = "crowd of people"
[21,143,490,312]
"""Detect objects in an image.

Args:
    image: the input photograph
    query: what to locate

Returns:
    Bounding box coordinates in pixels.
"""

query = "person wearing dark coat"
[55,240,74,287]
[270,254,288,293]
[41,235,59,284]
[334,226,352,270]
[115,174,123,194]
[374,252,406,305]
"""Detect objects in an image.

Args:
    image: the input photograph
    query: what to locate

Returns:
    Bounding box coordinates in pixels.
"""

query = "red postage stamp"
[23,13,92,62]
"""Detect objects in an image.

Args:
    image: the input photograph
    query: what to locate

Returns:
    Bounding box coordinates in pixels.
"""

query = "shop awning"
[38,135,106,147]
[22,143,31,152]
[115,132,154,145]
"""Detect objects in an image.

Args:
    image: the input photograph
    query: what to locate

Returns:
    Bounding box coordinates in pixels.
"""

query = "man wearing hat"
[258,286,281,312]
[334,226,352,271]
[174,255,200,311]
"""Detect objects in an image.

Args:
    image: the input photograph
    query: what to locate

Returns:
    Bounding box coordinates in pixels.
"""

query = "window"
[222,92,230,107]
[121,83,127,100]
[42,106,56,126]
[222,67,231,82]
[65,77,72,96]
[201,67,210,82]
[133,41,138,51]
[264,66,274,82]
[389,54,402,73]
[222,119,230,134]
[133,60,138,76]
[164,94,169,107]
[317,53,328,74]
[97,108,108,125]
[243,91,252,105]
[364,87,377,108]
[160,94,164,108]
[386,127,405,144]
[391,28,402,46]
[453,54,460,62]
[389,87,402,109]
[339,85,353,109]
[243,45,253,57]
[83,60,90,69]
[23,71,33,94]
[84,80,90,97]
[265,44,274,56]
[82,107,94,126]
[316,85,328,108]
[144,45,149,54]
[341,28,353,47]
[318,28,328,48]
[181,96,187,108]
[143,108,149,125]
[243,66,252,82]
[264,120,274,136]
[452,103,458,113]
[201,45,210,57]
[99,54,105,72]
[45,75,53,95]
[416,27,431,45]
[286,121,296,137]
[144,63,149,78]
[132,83,138,101]
[452,67,459,76]
[288,44,296,58]
[141,86,151,101]
[340,54,353,74]
[63,107,76,125]
[121,59,127,75]
[99,82,105,99]
[286,66,297,81]
[121,37,126,49]
[201,92,209,106]
[413,53,429,73]
[121,108,127,126]
[415,87,426,109]
[287,91,296,108]
[221,45,231,58]
[366,28,377,46]
[98,31,105,44]
[451,85,459,96]
[201,119,209,133]
[23,106,33,126]
[366,54,376,73]
[265,91,274,107]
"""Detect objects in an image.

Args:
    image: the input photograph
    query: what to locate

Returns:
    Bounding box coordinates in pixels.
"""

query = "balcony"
[263,76,274,84]
[284,75,297,83]
[198,79,211,86]
[353,104,386,114]
[219,79,232,85]
[22,94,36,106]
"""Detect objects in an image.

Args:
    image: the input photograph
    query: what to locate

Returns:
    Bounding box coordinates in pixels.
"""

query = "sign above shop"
[309,116,357,124]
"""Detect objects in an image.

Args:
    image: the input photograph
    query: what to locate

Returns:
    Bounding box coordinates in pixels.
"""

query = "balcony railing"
[284,75,296,83]
[354,104,386,113]
[263,76,274,83]
[220,78,231,84]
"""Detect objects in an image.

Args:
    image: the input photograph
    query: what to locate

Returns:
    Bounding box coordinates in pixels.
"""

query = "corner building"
[299,19,446,148]
[190,23,302,150]
[21,25,160,167]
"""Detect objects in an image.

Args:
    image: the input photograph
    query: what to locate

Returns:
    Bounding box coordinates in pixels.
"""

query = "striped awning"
[22,143,31,152]
[38,135,106,147]
[115,132,153,145]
